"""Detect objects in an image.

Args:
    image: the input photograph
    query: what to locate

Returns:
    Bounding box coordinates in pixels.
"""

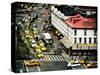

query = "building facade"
[51,5,97,59]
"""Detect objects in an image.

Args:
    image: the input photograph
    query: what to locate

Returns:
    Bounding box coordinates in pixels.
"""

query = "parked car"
[43,33,53,45]
[55,31,63,40]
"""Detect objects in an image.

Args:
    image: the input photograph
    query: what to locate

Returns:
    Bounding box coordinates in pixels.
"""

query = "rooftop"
[54,5,78,16]
[64,14,96,29]
[54,5,97,18]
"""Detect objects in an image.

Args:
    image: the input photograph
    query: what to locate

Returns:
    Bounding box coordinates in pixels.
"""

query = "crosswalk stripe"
[59,56,64,61]
[46,55,51,60]
[49,55,54,61]
[57,56,61,61]
[52,55,57,61]
[52,55,56,61]
[58,56,62,61]
[55,55,60,61]
[58,56,61,61]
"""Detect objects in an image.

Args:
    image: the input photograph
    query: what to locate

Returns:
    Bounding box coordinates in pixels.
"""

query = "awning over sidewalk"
[60,37,73,48]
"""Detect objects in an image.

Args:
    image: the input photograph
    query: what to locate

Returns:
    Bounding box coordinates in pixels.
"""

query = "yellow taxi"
[25,34,29,38]
[28,38,32,42]
[24,40,27,44]
[33,28,38,38]
[38,40,44,47]
[37,53,44,59]
[70,60,75,63]
[25,30,30,35]
[29,35,33,39]
[35,46,42,53]
[40,46,46,51]
[79,59,85,64]
[34,33,38,38]
[25,34,32,39]
[24,60,40,66]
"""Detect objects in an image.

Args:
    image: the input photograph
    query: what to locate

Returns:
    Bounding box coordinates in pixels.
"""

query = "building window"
[94,38,97,43]
[74,38,77,43]
[74,30,77,35]
[79,38,82,43]
[84,38,86,43]
[86,11,92,16]
[84,30,87,36]
[89,38,91,43]
[94,30,96,36]
[84,21,89,27]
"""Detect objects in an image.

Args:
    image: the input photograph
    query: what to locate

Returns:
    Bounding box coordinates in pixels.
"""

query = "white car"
[32,39,37,47]
[68,63,81,67]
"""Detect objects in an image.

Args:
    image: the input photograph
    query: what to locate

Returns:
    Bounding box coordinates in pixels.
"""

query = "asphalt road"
[40,61,68,71]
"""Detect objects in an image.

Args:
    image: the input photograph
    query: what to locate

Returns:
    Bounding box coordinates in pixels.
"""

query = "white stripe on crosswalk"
[49,55,54,61]
[59,56,64,61]
[58,56,62,61]
[57,56,61,61]
[55,56,60,61]
[45,55,51,60]
[52,55,56,61]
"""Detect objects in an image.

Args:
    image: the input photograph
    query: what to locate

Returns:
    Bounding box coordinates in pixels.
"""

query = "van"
[43,33,53,45]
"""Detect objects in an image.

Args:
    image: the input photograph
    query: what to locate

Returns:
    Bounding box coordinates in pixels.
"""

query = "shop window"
[94,38,97,43]
[74,38,77,43]
[84,30,87,36]
[79,38,82,43]
[94,30,96,36]
[74,30,77,35]
[84,38,86,43]
[89,38,91,43]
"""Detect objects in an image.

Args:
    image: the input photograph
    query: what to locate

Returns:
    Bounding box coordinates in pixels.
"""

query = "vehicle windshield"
[49,39,52,43]
[72,63,80,64]
[32,40,36,43]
